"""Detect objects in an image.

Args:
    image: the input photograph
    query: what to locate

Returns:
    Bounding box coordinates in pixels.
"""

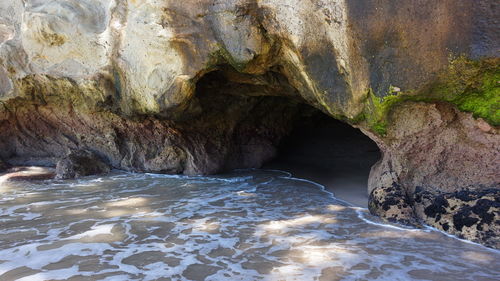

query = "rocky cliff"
[0,0,498,247]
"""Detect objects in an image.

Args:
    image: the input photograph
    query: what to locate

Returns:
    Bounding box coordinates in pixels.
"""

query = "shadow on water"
[0,171,499,280]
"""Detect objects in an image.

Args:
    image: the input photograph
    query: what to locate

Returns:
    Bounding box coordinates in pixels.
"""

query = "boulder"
[368,182,419,226]
[369,183,500,249]
[56,150,111,179]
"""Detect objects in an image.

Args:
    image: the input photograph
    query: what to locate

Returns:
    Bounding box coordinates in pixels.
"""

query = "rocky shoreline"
[0,0,498,248]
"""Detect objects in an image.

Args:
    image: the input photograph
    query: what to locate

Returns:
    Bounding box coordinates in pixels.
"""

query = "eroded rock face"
[2,1,497,115]
[56,150,111,179]
[0,0,498,246]
[0,68,305,175]
[368,102,499,194]
[366,102,499,248]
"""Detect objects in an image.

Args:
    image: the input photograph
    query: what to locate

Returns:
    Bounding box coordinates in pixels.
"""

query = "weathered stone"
[368,102,500,194]
[1,0,497,116]
[414,187,500,249]
[368,182,419,226]
[56,150,111,179]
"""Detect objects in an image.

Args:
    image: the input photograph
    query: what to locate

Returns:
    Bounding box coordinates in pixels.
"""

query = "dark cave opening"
[264,109,381,207]
[190,66,381,206]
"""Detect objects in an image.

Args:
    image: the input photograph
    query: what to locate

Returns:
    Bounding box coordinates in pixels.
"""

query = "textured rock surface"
[367,102,500,194]
[414,187,500,248]
[56,150,111,179]
[2,0,497,115]
[368,183,418,226]
[0,0,499,245]
[366,101,499,248]
[0,70,305,175]
[369,183,500,249]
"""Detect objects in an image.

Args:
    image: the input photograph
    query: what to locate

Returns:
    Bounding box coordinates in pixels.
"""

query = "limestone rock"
[414,187,500,249]
[56,150,111,179]
[368,182,419,226]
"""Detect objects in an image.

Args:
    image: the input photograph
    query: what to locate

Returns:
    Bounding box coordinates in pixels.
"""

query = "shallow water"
[0,170,499,281]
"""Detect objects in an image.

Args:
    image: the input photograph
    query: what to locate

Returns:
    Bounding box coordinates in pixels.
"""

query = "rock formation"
[0,0,498,246]
[368,182,419,227]
[414,187,499,248]
[56,150,111,179]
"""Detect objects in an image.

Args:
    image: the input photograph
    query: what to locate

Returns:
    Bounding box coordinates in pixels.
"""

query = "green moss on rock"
[424,56,499,126]
[358,57,499,135]
[358,89,401,136]
[453,72,498,124]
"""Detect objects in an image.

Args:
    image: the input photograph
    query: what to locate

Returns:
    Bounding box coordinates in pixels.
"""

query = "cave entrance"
[191,66,381,207]
[263,109,381,207]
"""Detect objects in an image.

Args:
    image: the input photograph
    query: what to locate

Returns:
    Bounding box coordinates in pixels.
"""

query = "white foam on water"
[422,224,500,252]
[0,170,498,280]
[354,208,426,232]
[64,224,115,240]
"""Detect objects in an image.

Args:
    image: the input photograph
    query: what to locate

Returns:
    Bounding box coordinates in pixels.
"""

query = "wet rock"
[414,187,500,249]
[7,157,58,168]
[368,182,419,226]
[56,150,110,179]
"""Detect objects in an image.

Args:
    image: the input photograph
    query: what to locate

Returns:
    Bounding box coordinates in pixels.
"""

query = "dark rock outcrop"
[369,184,500,248]
[414,187,500,249]
[56,150,111,179]
[368,183,419,226]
